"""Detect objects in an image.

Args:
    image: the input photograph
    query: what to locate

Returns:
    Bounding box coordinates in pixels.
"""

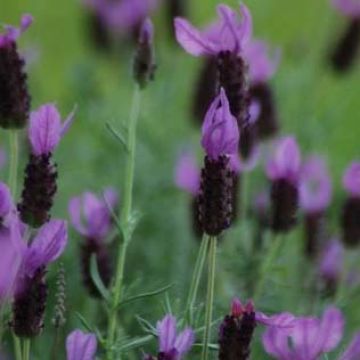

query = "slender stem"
[106,85,142,360]
[12,333,22,360]
[184,234,210,325]
[254,233,284,302]
[201,236,217,360]
[23,339,30,360]
[8,130,19,197]
[241,170,248,224]
[51,327,60,360]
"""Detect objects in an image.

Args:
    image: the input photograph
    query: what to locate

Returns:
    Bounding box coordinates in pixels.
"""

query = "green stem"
[8,130,19,197]
[106,85,142,360]
[201,236,217,360]
[13,333,22,360]
[184,234,209,325]
[23,339,30,360]
[241,170,248,224]
[254,234,284,302]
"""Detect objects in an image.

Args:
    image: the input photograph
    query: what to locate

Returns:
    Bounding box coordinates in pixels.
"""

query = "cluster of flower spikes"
[69,188,117,298]
[218,298,296,360]
[0,183,68,337]
[196,88,239,236]
[330,0,360,72]
[0,14,32,129]
[17,104,75,228]
[266,137,301,233]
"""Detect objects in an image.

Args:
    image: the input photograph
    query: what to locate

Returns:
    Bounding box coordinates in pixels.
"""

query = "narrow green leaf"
[90,255,110,301]
[75,312,94,332]
[106,122,129,152]
[118,335,154,352]
[103,194,125,243]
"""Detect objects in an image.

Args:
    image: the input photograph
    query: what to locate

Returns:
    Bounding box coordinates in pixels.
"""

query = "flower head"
[68,188,117,240]
[266,136,301,183]
[155,315,194,359]
[0,14,33,48]
[319,239,344,283]
[174,4,252,57]
[332,0,360,17]
[299,156,332,213]
[343,162,360,197]
[201,88,239,159]
[244,40,281,84]
[66,329,97,360]
[174,151,200,195]
[263,306,348,360]
[29,104,75,156]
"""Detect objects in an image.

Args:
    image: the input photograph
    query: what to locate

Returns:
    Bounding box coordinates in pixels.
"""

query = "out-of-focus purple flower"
[263,306,348,360]
[332,0,360,17]
[319,238,344,283]
[175,151,200,195]
[300,156,332,213]
[156,315,194,359]
[0,182,12,220]
[66,329,97,360]
[266,136,301,183]
[0,14,33,48]
[244,40,281,84]
[175,4,252,57]
[343,162,360,197]
[68,188,118,240]
[201,88,239,159]
[29,104,75,156]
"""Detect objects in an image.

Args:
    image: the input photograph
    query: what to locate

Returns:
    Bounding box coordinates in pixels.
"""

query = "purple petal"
[68,196,88,237]
[20,14,33,33]
[157,314,177,353]
[29,104,62,155]
[103,187,118,210]
[201,88,239,159]
[299,156,332,212]
[332,0,360,17]
[339,332,360,360]
[236,4,253,48]
[231,297,244,317]
[256,312,297,328]
[174,18,216,56]
[0,182,12,218]
[174,328,195,355]
[315,306,344,353]
[319,239,344,282]
[174,151,200,195]
[262,326,292,360]
[139,18,154,44]
[66,329,97,360]
[343,162,360,197]
[24,220,67,274]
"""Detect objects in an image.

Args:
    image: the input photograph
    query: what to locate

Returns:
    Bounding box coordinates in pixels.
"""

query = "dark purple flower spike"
[66,329,97,360]
[0,14,32,129]
[197,89,239,236]
[69,189,117,297]
[299,156,332,258]
[219,298,295,360]
[341,162,360,247]
[266,136,301,233]
[330,0,360,72]
[18,104,75,227]
[144,314,194,360]
[12,220,67,337]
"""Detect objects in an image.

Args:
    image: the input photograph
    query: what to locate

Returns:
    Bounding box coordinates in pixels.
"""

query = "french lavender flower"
[219,298,296,360]
[197,88,239,236]
[245,40,280,139]
[12,219,68,337]
[319,239,344,297]
[331,0,360,72]
[133,18,156,89]
[175,4,252,158]
[175,151,202,237]
[18,103,75,227]
[263,306,360,360]
[266,136,301,233]
[341,162,360,247]
[144,314,194,360]
[0,14,32,129]
[69,188,117,297]
[0,182,13,224]
[66,329,97,360]
[299,156,332,258]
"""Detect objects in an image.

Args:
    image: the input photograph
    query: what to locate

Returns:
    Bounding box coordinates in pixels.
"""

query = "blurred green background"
[1,0,359,358]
